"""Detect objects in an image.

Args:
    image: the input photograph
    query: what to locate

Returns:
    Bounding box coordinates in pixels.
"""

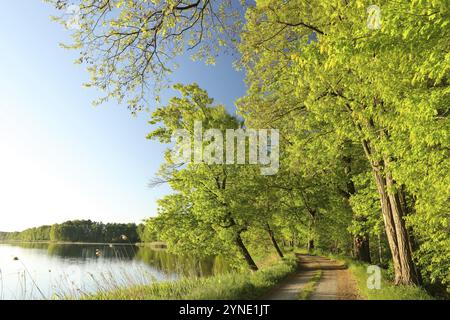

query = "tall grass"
[83,254,297,300]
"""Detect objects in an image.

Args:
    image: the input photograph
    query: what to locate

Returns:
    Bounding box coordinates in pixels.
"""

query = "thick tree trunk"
[400,189,423,285]
[385,172,420,285]
[354,234,371,263]
[358,131,419,285]
[372,167,402,279]
[266,224,284,258]
[371,165,419,285]
[235,232,258,271]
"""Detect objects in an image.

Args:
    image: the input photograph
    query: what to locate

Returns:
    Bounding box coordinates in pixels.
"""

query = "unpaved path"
[263,254,360,300]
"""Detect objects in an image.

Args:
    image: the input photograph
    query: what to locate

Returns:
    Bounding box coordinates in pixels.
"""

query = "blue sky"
[0,1,246,231]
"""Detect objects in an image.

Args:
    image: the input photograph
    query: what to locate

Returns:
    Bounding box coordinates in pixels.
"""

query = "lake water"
[0,243,230,300]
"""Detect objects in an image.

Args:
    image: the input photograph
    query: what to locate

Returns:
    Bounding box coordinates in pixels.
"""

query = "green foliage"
[147,194,232,258]
[0,226,51,242]
[49,220,139,243]
[136,222,158,243]
[146,83,291,269]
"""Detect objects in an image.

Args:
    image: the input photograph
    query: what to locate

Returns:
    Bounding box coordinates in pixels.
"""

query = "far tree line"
[0,220,157,243]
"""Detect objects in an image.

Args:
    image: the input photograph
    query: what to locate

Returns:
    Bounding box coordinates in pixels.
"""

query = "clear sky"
[0,2,246,232]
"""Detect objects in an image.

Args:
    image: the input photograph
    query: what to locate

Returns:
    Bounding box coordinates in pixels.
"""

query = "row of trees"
[143,83,369,272]
[0,226,52,242]
[49,0,449,292]
[236,0,449,288]
[0,220,141,243]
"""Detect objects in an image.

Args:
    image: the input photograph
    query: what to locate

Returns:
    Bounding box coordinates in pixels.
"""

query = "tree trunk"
[400,188,423,285]
[235,232,258,271]
[354,234,371,263]
[377,233,384,265]
[266,224,284,258]
[358,131,419,285]
[307,239,315,251]
[371,164,419,285]
[307,220,315,252]
[385,171,420,285]
[306,210,316,253]
[300,191,316,253]
[372,166,402,278]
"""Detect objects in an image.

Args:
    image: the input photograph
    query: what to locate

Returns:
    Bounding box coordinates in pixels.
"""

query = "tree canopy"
[49,0,450,293]
[47,0,243,112]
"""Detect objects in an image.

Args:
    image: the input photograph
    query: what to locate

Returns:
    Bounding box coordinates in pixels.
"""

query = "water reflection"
[46,243,137,260]
[0,242,232,299]
[5,242,232,277]
[135,247,231,277]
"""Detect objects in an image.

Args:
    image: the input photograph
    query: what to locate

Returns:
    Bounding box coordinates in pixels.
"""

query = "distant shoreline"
[0,241,167,247]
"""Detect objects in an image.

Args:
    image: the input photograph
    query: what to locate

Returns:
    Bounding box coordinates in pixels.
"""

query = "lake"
[0,243,231,300]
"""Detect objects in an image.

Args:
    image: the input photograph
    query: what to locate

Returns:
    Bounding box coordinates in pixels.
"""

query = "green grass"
[83,254,297,300]
[346,260,434,300]
[298,270,322,300]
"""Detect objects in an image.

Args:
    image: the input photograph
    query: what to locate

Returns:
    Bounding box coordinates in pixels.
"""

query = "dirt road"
[263,254,360,300]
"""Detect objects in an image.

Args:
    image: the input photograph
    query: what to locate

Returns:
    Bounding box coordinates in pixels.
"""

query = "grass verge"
[345,260,434,300]
[298,270,322,300]
[83,254,297,300]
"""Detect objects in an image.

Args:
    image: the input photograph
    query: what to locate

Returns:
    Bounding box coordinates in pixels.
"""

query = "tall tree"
[147,83,262,270]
